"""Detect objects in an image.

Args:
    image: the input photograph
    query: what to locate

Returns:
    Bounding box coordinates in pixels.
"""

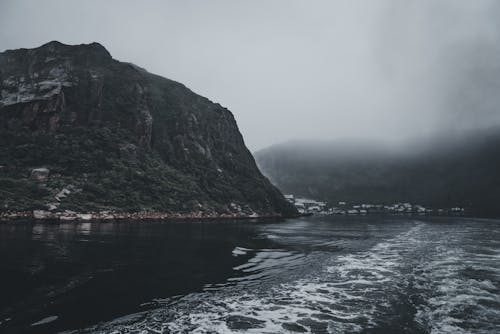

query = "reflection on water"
[0,219,279,334]
[1,217,500,333]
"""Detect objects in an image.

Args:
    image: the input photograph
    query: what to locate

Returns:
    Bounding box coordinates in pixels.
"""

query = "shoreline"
[0,210,300,223]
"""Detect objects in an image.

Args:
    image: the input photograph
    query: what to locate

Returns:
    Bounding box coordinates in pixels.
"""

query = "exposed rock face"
[0,41,296,217]
[30,168,49,182]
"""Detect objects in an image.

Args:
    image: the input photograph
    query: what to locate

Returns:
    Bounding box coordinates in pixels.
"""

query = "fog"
[1,0,500,150]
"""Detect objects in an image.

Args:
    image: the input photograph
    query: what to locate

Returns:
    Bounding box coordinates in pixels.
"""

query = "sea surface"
[1,216,499,333]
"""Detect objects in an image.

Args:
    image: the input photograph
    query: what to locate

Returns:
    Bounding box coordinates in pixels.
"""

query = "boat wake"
[414,241,500,333]
[81,221,500,334]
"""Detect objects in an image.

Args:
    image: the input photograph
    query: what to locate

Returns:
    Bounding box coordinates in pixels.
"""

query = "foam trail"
[415,245,500,333]
[79,221,500,334]
[82,223,427,333]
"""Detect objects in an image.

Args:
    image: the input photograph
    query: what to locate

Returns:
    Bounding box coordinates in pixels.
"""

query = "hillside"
[255,129,500,217]
[0,41,296,218]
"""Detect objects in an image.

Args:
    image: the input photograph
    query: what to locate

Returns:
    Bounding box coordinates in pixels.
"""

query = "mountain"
[255,129,500,217]
[0,41,296,218]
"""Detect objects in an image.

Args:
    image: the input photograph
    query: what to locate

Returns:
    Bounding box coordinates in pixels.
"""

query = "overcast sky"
[1,0,500,150]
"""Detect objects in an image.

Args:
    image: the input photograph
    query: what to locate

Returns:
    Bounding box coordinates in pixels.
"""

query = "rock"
[55,188,71,201]
[33,210,52,219]
[30,168,50,182]
[47,203,59,211]
[0,42,298,217]
[76,213,92,220]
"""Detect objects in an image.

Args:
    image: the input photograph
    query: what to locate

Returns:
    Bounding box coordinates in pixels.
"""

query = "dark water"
[1,217,499,333]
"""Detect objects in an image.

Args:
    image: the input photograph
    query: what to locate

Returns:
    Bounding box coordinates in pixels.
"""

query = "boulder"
[33,210,52,219]
[30,168,50,182]
[76,213,92,220]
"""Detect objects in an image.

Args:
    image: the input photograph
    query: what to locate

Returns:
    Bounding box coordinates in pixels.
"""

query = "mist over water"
[2,0,500,150]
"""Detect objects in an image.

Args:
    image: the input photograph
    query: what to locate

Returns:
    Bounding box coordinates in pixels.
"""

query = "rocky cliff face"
[0,41,296,217]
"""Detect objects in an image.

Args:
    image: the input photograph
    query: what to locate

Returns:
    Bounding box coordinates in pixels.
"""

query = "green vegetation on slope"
[0,41,296,216]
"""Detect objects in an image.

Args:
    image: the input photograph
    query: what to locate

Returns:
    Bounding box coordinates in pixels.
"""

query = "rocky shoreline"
[0,210,287,222]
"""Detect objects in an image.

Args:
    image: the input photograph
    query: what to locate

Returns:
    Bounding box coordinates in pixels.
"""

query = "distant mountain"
[255,129,500,217]
[0,41,296,217]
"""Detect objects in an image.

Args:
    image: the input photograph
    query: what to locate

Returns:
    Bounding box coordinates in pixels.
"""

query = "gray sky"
[1,0,500,150]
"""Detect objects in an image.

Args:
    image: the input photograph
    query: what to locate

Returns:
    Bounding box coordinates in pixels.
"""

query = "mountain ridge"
[255,128,500,217]
[0,41,297,218]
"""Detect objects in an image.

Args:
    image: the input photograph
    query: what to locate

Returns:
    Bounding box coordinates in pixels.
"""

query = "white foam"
[82,221,500,334]
[232,246,250,256]
[84,224,426,333]
[31,315,58,326]
[414,245,500,334]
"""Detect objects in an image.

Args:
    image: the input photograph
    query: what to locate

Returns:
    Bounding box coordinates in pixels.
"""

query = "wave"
[414,244,500,333]
[80,221,500,334]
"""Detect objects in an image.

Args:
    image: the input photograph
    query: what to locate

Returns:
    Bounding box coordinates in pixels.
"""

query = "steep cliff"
[0,41,296,217]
